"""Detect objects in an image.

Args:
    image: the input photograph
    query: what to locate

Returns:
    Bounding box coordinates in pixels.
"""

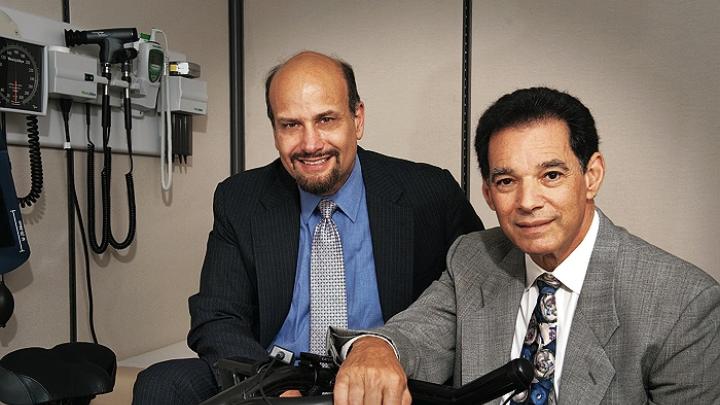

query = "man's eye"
[319,116,334,124]
[495,178,513,187]
[544,171,562,180]
[282,122,298,129]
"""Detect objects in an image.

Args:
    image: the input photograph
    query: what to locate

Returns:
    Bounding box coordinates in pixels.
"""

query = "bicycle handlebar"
[201,355,532,405]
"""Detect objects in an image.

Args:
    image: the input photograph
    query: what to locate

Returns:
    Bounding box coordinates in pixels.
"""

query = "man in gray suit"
[333,87,720,404]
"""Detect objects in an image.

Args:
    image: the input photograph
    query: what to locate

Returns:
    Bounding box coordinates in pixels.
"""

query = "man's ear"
[353,102,365,141]
[482,180,496,211]
[584,152,605,199]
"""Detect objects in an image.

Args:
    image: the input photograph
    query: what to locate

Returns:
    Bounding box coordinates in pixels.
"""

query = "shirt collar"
[524,210,600,293]
[299,155,364,224]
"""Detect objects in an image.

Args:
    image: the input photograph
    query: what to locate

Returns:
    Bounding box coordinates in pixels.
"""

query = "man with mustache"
[132,51,483,404]
[331,87,720,405]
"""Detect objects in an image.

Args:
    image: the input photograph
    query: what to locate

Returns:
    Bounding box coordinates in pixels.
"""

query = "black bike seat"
[0,342,116,405]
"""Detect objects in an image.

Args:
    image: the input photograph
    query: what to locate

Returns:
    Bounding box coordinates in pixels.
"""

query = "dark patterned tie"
[309,199,348,355]
[511,272,560,405]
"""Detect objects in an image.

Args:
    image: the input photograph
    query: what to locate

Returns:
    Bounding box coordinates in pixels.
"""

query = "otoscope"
[64,28,138,253]
[64,28,138,67]
[65,29,137,144]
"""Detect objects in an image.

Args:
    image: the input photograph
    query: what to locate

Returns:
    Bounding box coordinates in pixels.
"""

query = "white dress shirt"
[502,211,600,402]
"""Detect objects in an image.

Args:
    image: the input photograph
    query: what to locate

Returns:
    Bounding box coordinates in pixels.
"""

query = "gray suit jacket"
[371,210,720,404]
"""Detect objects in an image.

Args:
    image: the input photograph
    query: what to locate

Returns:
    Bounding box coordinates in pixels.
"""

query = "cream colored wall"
[470,0,719,279]
[0,0,229,359]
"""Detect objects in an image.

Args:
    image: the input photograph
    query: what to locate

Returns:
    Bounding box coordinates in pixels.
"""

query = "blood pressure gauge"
[0,36,46,115]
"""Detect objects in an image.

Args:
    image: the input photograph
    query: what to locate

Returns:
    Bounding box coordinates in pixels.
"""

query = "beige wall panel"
[0,0,229,359]
[471,1,719,279]
[244,0,465,179]
[0,0,60,19]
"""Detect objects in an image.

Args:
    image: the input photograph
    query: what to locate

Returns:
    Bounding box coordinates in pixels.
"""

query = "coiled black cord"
[101,141,137,250]
[86,140,109,254]
[85,78,137,253]
[108,170,136,250]
[109,61,137,250]
[17,115,43,208]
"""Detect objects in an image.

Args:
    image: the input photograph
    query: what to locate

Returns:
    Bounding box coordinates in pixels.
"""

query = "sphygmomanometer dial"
[0,38,43,113]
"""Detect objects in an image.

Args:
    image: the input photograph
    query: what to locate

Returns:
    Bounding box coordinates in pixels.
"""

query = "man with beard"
[132,51,483,404]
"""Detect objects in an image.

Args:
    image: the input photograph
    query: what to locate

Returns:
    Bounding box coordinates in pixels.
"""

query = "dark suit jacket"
[371,210,720,404]
[188,148,483,369]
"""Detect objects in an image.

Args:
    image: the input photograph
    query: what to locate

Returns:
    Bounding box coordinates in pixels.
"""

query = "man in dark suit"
[132,51,482,404]
[332,87,720,405]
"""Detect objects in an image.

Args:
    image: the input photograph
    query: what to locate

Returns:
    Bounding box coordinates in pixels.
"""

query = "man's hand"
[280,390,302,397]
[333,336,411,405]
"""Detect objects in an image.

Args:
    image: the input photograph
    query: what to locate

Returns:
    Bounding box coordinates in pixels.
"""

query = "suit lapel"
[560,211,619,404]
[251,164,301,343]
[461,246,526,383]
[360,151,414,320]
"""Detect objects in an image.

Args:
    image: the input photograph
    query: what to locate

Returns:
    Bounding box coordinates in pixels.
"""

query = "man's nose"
[300,126,323,152]
[517,180,544,212]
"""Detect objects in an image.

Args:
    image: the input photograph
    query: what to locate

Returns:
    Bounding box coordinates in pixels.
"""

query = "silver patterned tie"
[309,199,348,355]
[511,272,560,405]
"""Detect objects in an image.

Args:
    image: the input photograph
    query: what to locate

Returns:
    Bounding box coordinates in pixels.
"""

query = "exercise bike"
[200,352,533,405]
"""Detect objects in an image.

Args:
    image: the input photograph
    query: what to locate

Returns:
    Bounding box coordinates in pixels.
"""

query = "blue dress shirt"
[269,156,384,357]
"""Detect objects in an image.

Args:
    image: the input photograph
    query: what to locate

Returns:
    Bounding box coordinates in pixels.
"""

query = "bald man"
[132,51,483,404]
